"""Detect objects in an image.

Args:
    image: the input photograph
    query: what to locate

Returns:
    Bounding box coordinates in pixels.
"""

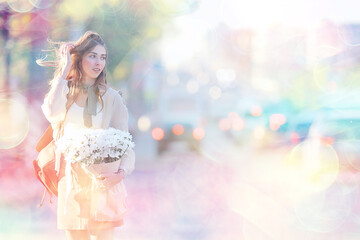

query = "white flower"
[55,128,135,167]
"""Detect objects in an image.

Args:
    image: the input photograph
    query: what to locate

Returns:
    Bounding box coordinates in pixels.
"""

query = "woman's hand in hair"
[59,43,75,80]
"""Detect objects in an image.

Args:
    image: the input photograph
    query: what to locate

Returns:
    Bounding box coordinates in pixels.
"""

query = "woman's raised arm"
[41,43,74,124]
[41,76,69,124]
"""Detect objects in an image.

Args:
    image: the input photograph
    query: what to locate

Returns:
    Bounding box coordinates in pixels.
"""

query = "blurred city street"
[2,0,360,239]
[2,126,360,239]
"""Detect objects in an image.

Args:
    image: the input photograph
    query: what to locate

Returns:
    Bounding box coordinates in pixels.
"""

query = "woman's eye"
[90,55,95,58]
[101,57,106,61]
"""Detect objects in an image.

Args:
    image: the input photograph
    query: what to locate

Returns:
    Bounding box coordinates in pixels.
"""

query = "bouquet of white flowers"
[56,127,134,222]
[55,127,135,167]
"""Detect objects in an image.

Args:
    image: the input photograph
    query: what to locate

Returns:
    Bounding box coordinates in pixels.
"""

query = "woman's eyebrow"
[89,52,107,56]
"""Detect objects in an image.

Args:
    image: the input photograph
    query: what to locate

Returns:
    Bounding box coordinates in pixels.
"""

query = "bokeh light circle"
[0,97,30,149]
[251,105,262,117]
[337,24,360,47]
[269,113,286,131]
[7,0,34,13]
[172,124,184,135]
[98,0,127,15]
[286,139,339,193]
[152,127,164,141]
[29,0,57,9]
[193,127,205,140]
[150,0,200,16]
[137,116,151,132]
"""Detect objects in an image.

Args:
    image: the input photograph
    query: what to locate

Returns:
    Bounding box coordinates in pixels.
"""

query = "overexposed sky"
[192,0,360,29]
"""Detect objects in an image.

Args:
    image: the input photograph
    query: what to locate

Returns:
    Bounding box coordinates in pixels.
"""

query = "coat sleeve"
[41,76,69,124]
[110,93,135,175]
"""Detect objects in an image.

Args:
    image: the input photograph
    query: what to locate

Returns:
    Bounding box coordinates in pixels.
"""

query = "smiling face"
[81,44,107,80]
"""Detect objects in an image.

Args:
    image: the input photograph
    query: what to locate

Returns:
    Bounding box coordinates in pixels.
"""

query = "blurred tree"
[0,4,11,92]
[0,0,194,99]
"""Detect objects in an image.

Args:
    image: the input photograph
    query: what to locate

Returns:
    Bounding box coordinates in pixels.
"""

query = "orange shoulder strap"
[36,125,54,153]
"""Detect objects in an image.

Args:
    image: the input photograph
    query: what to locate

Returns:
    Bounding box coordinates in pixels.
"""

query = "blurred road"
[1,135,360,240]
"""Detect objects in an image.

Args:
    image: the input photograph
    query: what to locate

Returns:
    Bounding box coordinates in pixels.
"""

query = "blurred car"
[155,87,205,153]
[286,110,318,145]
[288,109,360,171]
[309,110,360,171]
[229,103,293,148]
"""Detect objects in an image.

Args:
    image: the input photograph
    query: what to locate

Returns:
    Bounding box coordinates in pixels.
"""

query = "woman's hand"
[97,170,126,190]
[59,43,75,80]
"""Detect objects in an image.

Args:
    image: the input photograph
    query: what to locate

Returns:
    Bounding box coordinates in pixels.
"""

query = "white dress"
[41,77,134,230]
[63,102,103,133]
[58,102,126,230]
[57,102,126,230]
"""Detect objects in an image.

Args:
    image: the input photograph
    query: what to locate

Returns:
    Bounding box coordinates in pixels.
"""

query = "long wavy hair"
[37,31,108,139]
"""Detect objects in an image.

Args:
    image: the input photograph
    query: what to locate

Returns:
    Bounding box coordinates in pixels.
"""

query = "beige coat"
[41,76,135,175]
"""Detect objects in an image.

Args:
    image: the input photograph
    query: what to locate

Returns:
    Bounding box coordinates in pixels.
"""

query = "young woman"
[38,31,135,240]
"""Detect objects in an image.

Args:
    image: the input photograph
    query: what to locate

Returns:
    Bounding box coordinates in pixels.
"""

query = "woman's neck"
[82,76,96,87]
